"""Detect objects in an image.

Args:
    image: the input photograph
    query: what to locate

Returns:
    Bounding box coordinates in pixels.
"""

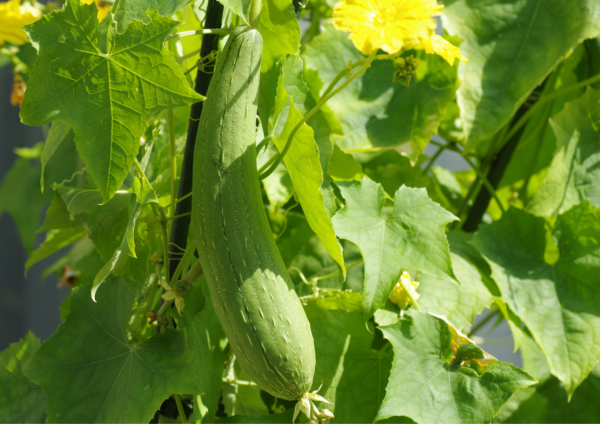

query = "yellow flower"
[0,0,41,46]
[332,0,443,55]
[389,271,420,309]
[161,279,188,315]
[81,0,112,21]
[417,34,468,65]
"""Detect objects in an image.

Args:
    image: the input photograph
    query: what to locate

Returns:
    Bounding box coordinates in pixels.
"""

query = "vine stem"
[463,156,505,213]
[165,28,231,41]
[173,394,187,423]
[167,109,177,224]
[314,258,363,282]
[133,158,170,284]
[258,50,379,180]
[422,145,446,175]
[502,71,600,143]
[168,0,224,281]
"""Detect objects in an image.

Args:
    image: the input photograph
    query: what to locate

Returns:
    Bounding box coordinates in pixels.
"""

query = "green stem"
[166,28,232,41]
[315,258,363,282]
[450,178,481,230]
[167,109,177,225]
[258,51,378,180]
[422,145,446,176]
[502,71,600,144]
[175,48,202,63]
[397,274,421,311]
[467,309,499,337]
[463,156,506,213]
[320,54,389,99]
[171,239,197,284]
[167,212,192,220]
[173,394,187,424]
[133,159,170,283]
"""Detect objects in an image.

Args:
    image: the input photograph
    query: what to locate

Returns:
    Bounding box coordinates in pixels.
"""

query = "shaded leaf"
[332,178,457,320]
[376,311,536,423]
[441,0,600,148]
[40,121,71,191]
[216,0,252,25]
[529,88,600,217]
[20,0,203,202]
[23,278,198,423]
[0,332,47,424]
[472,204,600,396]
[179,280,228,424]
[25,226,87,272]
[305,305,393,423]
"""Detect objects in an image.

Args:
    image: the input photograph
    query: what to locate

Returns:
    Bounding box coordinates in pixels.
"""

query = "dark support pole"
[462,82,547,233]
[168,0,224,280]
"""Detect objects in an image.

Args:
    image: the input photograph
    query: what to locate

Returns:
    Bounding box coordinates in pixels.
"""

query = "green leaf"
[301,289,362,313]
[25,226,87,272]
[216,0,252,25]
[305,305,393,423]
[273,98,346,279]
[529,88,600,217]
[221,409,295,423]
[38,191,82,232]
[472,203,600,396]
[114,0,189,32]
[496,335,600,423]
[276,54,343,216]
[0,158,48,253]
[275,213,364,296]
[453,343,484,363]
[0,332,47,424]
[416,232,495,331]
[223,357,270,417]
[329,144,362,181]
[57,185,131,227]
[376,311,536,423]
[40,121,71,192]
[23,278,198,423]
[332,178,457,320]
[20,0,203,202]
[303,24,458,162]
[179,281,228,424]
[258,0,300,72]
[441,0,600,149]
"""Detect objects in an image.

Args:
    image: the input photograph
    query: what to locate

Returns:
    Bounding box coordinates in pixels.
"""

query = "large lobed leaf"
[23,278,198,423]
[376,311,536,423]
[0,332,47,423]
[441,0,600,149]
[20,0,203,202]
[472,203,600,396]
[332,178,457,320]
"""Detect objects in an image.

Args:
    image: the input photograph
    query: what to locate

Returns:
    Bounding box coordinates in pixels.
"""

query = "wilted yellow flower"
[417,34,468,65]
[0,0,41,46]
[332,0,443,55]
[81,0,112,21]
[389,271,420,309]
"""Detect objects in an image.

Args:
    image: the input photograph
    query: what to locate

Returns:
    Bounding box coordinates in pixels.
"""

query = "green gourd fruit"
[191,26,316,401]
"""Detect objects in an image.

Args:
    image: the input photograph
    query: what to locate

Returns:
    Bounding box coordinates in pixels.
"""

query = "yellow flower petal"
[81,0,112,21]
[389,271,420,309]
[418,35,468,65]
[332,0,443,55]
[161,278,172,291]
[0,0,41,46]
[175,297,185,315]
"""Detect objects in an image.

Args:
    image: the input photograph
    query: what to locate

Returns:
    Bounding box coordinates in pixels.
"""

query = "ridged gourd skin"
[191,26,315,401]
